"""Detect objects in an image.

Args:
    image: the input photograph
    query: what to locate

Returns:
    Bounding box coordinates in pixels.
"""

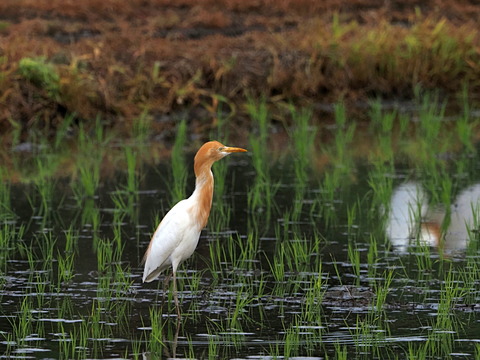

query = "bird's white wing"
[142,199,197,282]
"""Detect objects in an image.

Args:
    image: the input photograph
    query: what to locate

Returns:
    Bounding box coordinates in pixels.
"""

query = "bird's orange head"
[194,141,247,176]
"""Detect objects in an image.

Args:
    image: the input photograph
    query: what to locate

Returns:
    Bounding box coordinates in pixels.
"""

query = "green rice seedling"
[247,96,279,222]
[475,343,480,360]
[10,297,35,349]
[347,241,361,286]
[111,206,127,255]
[210,97,232,141]
[132,110,152,144]
[54,294,76,325]
[459,256,480,304]
[207,330,219,360]
[0,171,15,222]
[407,342,428,360]
[350,313,388,358]
[72,120,109,202]
[207,235,226,279]
[280,234,319,279]
[246,95,268,144]
[53,113,76,150]
[367,159,393,223]
[208,161,231,234]
[0,331,14,357]
[234,232,260,270]
[368,98,397,162]
[332,102,356,165]
[410,90,453,168]
[247,137,279,222]
[111,189,137,225]
[205,108,237,228]
[146,308,167,354]
[56,227,78,286]
[438,269,466,318]
[290,185,306,225]
[185,333,197,358]
[74,157,100,200]
[302,264,326,323]
[266,240,285,285]
[0,223,24,272]
[7,118,22,149]
[317,172,340,227]
[63,227,78,254]
[439,175,453,211]
[182,271,203,319]
[101,293,133,333]
[412,242,433,280]
[207,104,237,229]
[37,231,57,270]
[398,112,411,135]
[333,342,348,360]
[229,286,255,327]
[373,269,394,311]
[275,207,292,243]
[125,146,140,194]
[81,198,101,232]
[32,271,50,309]
[169,118,188,205]
[346,202,358,237]
[83,301,113,358]
[415,88,445,142]
[290,106,316,185]
[208,198,231,236]
[366,234,379,281]
[369,97,385,130]
[282,319,301,359]
[368,100,397,164]
[57,250,75,286]
[213,152,228,199]
[423,314,455,360]
[56,322,88,360]
[17,242,36,275]
[31,154,59,219]
[92,115,112,146]
[455,86,477,154]
[130,334,144,360]
[96,237,115,274]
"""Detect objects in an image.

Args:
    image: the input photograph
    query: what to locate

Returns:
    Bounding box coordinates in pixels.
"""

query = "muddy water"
[1,153,480,359]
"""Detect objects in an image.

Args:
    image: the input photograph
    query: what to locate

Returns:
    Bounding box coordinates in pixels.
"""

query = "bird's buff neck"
[190,168,214,229]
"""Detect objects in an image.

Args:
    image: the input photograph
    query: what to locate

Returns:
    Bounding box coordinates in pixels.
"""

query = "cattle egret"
[142,140,247,317]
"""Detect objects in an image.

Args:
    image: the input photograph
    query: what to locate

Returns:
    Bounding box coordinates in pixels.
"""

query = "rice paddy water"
[1,96,480,359]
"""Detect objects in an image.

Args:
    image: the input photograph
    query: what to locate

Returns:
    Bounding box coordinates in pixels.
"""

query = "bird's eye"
[218,147,225,151]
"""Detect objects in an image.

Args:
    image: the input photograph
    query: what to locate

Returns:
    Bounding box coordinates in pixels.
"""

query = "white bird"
[142,140,247,317]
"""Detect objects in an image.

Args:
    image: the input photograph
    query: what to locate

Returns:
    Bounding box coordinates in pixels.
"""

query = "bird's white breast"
[142,198,203,282]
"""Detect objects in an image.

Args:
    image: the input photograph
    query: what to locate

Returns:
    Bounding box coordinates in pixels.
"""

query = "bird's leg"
[172,314,181,358]
[163,273,172,295]
[172,271,182,320]
[160,273,172,311]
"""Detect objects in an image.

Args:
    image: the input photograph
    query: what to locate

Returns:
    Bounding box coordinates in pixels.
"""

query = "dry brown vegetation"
[1,0,480,144]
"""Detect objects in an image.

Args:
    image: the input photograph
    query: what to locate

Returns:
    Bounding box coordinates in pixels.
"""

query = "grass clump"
[18,57,60,100]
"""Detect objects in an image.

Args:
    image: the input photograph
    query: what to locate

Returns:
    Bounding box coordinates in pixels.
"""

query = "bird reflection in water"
[385,182,480,253]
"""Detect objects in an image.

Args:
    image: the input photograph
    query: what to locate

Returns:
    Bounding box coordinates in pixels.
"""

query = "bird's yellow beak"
[221,146,248,153]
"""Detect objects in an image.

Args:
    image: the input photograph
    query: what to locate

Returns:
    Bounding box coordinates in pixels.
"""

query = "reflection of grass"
[247,97,279,224]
